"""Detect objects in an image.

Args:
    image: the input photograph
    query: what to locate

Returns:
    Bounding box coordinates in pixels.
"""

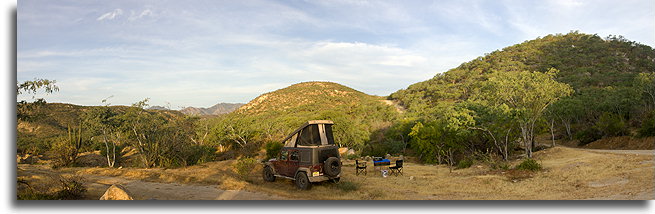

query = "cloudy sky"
[17,0,655,109]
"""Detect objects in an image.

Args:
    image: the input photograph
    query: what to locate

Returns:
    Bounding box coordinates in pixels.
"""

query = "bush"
[234,157,258,181]
[638,111,655,137]
[515,158,542,171]
[55,176,87,200]
[575,127,602,146]
[492,162,510,170]
[17,176,87,200]
[185,145,216,165]
[456,159,473,169]
[345,153,360,160]
[264,141,283,160]
[594,112,628,137]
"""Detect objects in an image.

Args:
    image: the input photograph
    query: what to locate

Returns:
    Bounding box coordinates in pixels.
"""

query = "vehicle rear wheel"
[295,172,312,190]
[263,166,276,182]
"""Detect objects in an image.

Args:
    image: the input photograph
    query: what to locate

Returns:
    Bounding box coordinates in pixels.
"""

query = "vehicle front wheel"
[330,177,340,183]
[263,166,276,182]
[295,172,312,190]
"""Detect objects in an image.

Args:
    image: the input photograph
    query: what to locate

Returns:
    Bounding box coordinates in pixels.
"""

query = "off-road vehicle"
[262,120,342,190]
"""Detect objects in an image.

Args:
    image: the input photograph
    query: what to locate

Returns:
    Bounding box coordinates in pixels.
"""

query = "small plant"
[334,181,359,192]
[490,161,510,170]
[456,159,473,169]
[515,158,542,171]
[54,176,87,200]
[234,157,258,181]
[264,141,283,160]
[345,153,360,160]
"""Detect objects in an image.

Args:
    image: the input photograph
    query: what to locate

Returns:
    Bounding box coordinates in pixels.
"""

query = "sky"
[16,0,655,109]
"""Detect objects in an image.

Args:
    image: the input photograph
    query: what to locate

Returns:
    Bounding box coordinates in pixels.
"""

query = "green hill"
[389,31,655,147]
[204,81,400,154]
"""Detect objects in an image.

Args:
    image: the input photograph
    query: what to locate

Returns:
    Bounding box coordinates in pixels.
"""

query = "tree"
[17,79,59,122]
[83,99,124,168]
[464,100,518,161]
[478,69,573,158]
[635,72,655,108]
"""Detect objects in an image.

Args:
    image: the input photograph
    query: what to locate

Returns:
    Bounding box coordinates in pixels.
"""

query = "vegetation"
[16,32,654,177]
[515,159,542,172]
[390,31,654,164]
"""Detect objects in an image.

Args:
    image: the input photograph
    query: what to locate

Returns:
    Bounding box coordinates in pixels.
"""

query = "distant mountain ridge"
[180,103,244,115]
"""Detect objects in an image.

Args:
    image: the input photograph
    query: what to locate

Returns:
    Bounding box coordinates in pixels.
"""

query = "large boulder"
[99,184,134,200]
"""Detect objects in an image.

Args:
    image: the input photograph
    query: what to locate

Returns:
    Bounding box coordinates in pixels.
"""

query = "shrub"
[234,157,258,181]
[515,158,542,171]
[575,127,602,146]
[54,176,87,200]
[264,141,283,160]
[185,145,216,165]
[594,112,628,137]
[17,176,87,200]
[491,162,510,170]
[637,111,655,137]
[456,159,473,169]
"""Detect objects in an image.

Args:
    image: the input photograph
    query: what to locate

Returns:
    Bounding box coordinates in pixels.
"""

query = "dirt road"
[18,164,288,200]
[579,149,654,155]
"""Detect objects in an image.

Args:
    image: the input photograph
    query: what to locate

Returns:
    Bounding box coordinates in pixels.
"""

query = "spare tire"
[324,157,341,177]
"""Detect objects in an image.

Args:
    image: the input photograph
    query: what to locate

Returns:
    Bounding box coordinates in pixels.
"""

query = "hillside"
[180,103,243,116]
[389,32,655,148]
[391,32,654,109]
[206,81,400,152]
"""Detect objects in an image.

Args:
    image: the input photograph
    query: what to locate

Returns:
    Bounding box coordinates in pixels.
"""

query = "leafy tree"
[17,79,59,122]
[477,69,573,157]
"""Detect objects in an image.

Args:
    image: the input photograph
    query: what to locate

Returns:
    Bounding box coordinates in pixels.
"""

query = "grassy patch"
[334,181,359,192]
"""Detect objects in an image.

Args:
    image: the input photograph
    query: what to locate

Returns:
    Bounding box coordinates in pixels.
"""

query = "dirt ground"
[16,146,654,200]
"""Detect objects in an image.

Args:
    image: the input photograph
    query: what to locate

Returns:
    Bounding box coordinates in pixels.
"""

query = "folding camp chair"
[389,160,403,176]
[355,160,367,176]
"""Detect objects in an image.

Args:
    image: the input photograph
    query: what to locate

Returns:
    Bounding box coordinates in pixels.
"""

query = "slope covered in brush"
[205,82,399,153]
[390,32,655,147]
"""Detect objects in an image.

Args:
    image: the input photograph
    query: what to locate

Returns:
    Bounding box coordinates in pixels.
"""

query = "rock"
[347,149,356,155]
[338,147,349,155]
[99,184,134,200]
[409,176,414,180]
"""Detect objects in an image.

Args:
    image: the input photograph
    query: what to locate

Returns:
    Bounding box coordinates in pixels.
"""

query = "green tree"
[17,79,59,122]
[477,69,573,157]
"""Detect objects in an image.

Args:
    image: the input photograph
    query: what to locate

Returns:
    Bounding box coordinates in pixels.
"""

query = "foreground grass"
[18,147,654,200]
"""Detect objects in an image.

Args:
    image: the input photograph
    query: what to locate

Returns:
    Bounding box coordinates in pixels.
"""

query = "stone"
[99,184,134,200]
[338,147,349,155]
[346,149,356,155]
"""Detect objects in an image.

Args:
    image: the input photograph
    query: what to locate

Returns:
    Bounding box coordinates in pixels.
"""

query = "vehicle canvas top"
[282,120,336,148]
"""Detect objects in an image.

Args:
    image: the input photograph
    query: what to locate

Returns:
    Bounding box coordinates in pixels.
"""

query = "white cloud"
[97,9,123,21]
[128,9,154,21]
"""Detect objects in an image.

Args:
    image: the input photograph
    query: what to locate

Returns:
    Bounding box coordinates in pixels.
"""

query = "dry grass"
[17,147,654,200]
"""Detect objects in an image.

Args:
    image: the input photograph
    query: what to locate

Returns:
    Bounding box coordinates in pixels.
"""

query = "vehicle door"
[275,149,289,176]
[286,149,300,176]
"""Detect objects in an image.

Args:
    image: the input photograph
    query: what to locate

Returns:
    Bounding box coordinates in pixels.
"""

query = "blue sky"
[17,0,655,109]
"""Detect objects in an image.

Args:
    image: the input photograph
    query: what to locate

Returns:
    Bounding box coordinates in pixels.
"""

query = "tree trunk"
[550,119,555,147]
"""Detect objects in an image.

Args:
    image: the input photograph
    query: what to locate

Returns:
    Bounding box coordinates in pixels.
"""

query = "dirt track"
[18,164,288,200]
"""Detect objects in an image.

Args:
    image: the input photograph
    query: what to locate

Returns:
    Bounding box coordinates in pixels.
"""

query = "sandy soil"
[17,146,654,200]
[17,164,287,200]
